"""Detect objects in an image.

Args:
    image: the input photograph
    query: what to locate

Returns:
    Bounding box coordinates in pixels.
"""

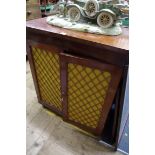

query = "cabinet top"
[26,17,129,52]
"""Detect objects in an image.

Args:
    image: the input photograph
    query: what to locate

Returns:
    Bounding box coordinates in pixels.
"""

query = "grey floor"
[26,61,124,155]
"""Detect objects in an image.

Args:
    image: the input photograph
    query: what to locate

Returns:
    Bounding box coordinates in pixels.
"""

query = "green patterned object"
[122,17,129,27]
[40,4,53,11]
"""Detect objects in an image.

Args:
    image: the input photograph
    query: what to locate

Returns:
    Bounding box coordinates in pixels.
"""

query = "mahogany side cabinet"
[26,17,129,150]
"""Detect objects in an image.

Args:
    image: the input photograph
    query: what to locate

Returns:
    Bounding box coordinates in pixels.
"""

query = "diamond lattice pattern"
[32,47,62,111]
[68,63,111,128]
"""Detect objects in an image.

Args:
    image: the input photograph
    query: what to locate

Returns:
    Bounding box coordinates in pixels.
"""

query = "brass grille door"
[27,44,62,115]
[60,54,122,136]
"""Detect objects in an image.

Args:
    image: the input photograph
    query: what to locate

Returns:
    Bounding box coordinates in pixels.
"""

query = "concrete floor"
[26,61,124,155]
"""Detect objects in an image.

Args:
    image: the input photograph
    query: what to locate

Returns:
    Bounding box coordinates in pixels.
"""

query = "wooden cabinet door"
[60,53,123,136]
[27,43,63,116]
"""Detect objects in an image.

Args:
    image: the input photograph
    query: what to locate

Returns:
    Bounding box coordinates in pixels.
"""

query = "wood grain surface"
[26,17,129,51]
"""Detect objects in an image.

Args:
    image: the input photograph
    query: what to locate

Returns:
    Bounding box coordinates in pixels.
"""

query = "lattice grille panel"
[68,63,111,128]
[32,47,62,111]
